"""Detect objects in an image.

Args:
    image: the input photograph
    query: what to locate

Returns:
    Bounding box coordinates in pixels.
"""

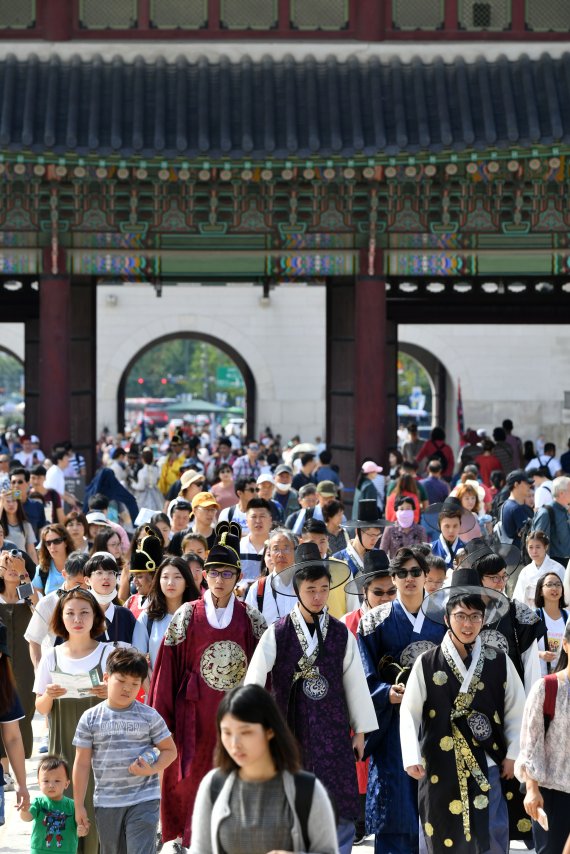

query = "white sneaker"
[3,772,14,792]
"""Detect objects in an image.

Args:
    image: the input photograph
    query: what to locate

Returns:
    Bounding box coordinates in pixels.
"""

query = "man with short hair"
[232,441,262,481]
[492,427,515,476]
[525,442,562,479]
[529,466,553,509]
[292,453,317,491]
[502,418,523,469]
[532,475,570,566]
[272,464,300,518]
[402,423,423,464]
[301,517,330,558]
[238,497,274,592]
[45,449,82,510]
[420,460,450,504]
[255,473,283,523]
[500,470,533,549]
[285,483,319,533]
[169,498,192,535]
[13,435,45,467]
[217,476,257,532]
[29,464,63,524]
[315,449,341,485]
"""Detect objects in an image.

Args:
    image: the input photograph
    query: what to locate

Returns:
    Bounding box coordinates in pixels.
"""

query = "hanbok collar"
[442,631,482,694]
[397,592,426,634]
[346,541,364,572]
[438,534,461,563]
[292,602,328,658]
[204,589,235,630]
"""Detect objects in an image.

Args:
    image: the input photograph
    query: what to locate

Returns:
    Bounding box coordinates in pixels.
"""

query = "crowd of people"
[2,420,570,853]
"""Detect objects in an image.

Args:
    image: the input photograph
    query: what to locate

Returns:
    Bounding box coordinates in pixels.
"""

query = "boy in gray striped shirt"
[72,647,177,854]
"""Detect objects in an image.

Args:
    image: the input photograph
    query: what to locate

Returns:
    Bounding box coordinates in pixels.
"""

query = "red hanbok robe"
[148,595,266,847]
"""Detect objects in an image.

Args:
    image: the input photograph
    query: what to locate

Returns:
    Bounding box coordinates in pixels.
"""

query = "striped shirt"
[73,700,170,807]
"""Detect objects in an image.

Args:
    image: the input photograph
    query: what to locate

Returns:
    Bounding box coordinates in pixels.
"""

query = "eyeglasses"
[544,582,563,589]
[393,568,424,579]
[482,574,508,585]
[451,612,484,624]
[45,537,65,547]
[206,569,238,580]
[269,546,293,554]
[90,569,118,579]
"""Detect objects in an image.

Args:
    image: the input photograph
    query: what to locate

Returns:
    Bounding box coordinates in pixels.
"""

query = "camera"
[17,581,34,601]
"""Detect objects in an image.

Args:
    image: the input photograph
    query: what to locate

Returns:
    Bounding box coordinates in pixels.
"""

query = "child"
[72,647,177,854]
[20,755,87,853]
[426,496,473,569]
[423,554,447,594]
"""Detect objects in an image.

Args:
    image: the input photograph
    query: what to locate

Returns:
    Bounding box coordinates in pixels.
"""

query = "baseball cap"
[361,461,383,475]
[257,473,275,486]
[506,469,532,489]
[316,480,337,497]
[274,464,293,477]
[191,492,220,511]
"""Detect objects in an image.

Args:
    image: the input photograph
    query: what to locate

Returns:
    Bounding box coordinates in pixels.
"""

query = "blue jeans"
[337,818,355,854]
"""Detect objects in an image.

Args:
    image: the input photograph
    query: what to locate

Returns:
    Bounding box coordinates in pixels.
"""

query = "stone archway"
[398,341,450,434]
[116,332,256,439]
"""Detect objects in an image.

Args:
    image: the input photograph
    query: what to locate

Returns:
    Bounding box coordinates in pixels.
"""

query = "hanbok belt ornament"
[301,667,329,701]
[467,711,492,741]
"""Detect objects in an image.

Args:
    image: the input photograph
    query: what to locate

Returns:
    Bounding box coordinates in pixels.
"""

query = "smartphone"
[17,581,34,600]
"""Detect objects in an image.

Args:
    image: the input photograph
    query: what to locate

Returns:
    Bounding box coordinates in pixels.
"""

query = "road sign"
[216,366,243,388]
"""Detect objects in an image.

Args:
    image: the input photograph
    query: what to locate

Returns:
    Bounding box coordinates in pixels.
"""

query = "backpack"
[493,503,514,545]
[520,505,555,564]
[209,769,315,850]
[256,576,267,612]
[543,673,558,733]
[427,442,448,471]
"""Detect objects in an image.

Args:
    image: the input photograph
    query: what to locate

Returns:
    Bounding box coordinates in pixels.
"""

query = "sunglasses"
[11,479,26,485]
[393,568,424,579]
[45,537,65,547]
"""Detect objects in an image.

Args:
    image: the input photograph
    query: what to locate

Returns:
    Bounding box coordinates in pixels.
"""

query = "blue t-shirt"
[32,560,64,594]
[501,499,533,547]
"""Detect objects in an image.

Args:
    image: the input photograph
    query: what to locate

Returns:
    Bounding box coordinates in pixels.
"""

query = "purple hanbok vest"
[272,612,359,821]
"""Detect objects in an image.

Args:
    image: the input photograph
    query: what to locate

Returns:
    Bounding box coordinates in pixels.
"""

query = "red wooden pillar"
[354,247,389,467]
[39,274,71,452]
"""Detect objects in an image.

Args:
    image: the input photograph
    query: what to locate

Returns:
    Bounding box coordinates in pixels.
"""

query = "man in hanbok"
[357,547,445,854]
[245,542,378,854]
[148,522,266,852]
[400,566,525,853]
[424,496,475,569]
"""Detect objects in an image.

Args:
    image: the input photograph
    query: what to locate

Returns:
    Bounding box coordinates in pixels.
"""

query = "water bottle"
[139,747,160,765]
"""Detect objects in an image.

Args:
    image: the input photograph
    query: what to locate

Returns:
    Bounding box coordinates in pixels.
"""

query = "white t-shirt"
[44,465,66,499]
[537,610,568,676]
[512,557,565,609]
[218,504,249,534]
[33,642,113,696]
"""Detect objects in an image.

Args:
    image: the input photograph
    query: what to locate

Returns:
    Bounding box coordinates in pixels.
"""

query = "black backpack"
[209,769,315,850]
[427,442,448,471]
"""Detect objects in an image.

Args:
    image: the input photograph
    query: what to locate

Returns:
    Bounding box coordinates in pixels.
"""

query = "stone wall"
[96,283,327,443]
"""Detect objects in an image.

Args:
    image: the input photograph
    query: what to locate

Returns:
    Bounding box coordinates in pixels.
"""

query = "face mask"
[275,483,291,493]
[89,588,117,606]
[396,509,415,529]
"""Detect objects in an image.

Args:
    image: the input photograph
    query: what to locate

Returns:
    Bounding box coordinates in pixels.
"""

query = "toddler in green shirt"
[20,755,88,853]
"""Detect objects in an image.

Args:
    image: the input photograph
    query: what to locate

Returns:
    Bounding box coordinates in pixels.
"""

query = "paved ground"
[0,713,530,853]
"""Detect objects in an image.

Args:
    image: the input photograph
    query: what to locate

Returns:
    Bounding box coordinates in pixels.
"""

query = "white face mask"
[90,588,117,606]
[275,482,291,493]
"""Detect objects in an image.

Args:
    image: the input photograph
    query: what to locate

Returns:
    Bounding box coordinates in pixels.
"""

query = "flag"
[456,379,465,444]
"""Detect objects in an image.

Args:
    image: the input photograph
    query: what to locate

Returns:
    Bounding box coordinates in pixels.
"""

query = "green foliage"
[125,339,245,402]
[397,352,432,409]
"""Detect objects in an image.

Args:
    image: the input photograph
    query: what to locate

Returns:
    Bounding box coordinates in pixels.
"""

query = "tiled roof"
[0,51,568,159]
